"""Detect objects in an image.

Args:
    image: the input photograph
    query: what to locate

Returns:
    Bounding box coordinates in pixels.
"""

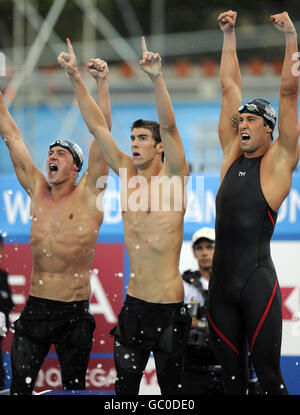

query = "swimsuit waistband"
[125,294,183,310]
[27,295,89,308]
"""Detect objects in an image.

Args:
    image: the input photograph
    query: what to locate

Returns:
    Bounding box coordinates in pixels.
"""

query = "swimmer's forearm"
[150,73,176,131]
[69,72,124,173]
[96,77,112,132]
[281,31,298,95]
[220,30,241,90]
[0,91,22,143]
[69,72,109,134]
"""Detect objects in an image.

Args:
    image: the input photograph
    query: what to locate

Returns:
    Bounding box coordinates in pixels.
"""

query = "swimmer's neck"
[136,162,163,181]
[48,180,78,200]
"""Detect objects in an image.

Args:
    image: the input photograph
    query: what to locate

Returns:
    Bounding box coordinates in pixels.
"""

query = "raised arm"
[57,39,132,176]
[82,58,112,195]
[87,58,112,132]
[217,11,243,175]
[0,92,42,195]
[139,37,188,177]
[271,12,299,169]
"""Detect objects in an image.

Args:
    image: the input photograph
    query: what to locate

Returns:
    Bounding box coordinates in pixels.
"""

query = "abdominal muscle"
[124,211,185,304]
[126,268,184,304]
[29,224,97,302]
[30,270,91,302]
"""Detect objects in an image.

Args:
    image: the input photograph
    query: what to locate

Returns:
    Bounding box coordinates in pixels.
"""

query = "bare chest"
[120,176,186,214]
[30,192,100,243]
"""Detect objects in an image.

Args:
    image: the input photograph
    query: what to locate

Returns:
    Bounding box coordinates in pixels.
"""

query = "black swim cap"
[49,139,83,172]
[238,99,276,139]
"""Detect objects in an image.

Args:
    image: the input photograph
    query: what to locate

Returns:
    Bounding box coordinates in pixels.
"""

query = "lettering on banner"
[1,182,300,228]
[35,365,116,391]
[291,312,300,337]
[3,190,30,225]
[7,272,117,323]
[277,189,300,224]
[184,189,215,223]
[289,189,300,223]
[8,274,27,322]
[35,367,61,389]
[281,287,296,320]
[143,369,157,385]
[86,367,116,389]
[90,272,117,323]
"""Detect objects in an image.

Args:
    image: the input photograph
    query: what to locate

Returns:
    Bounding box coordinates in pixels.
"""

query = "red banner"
[1,243,299,393]
[1,243,124,392]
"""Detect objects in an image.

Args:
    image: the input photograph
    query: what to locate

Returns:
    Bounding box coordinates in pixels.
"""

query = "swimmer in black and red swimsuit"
[208,11,299,394]
[208,155,284,394]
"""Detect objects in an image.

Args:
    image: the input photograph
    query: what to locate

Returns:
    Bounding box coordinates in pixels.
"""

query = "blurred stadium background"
[0,0,300,395]
[0,0,299,174]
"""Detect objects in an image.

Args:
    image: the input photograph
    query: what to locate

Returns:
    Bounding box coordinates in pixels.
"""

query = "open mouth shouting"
[49,163,59,179]
[241,133,251,143]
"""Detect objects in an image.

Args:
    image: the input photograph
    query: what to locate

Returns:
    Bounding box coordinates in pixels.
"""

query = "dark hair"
[131,119,164,162]
[0,235,3,248]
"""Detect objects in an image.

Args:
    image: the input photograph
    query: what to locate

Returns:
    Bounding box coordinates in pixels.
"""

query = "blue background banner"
[1,173,300,243]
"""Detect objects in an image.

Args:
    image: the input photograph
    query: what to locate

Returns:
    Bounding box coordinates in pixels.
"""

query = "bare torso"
[29,178,102,302]
[122,173,186,303]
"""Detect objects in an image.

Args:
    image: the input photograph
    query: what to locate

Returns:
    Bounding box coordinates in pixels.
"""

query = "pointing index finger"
[66,38,75,55]
[141,36,147,54]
